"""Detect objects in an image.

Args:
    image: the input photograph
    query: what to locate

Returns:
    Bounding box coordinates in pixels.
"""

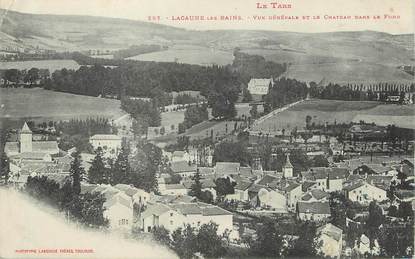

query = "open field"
[0,60,80,72]
[0,88,125,122]
[282,62,414,84]
[243,48,414,84]
[252,99,415,133]
[127,45,234,66]
[161,111,185,127]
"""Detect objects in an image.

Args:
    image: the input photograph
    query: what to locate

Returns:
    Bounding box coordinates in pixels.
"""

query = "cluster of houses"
[80,183,235,238]
[3,120,414,258]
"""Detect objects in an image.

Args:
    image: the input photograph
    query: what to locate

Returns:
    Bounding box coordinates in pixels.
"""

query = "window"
[170,220,173,225]
[170,213,173,217]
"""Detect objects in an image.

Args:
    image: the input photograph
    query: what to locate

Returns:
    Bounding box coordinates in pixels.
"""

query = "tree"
[248,218,284,257]
[242,88,252,102]
[329,192,356,229]
[289,221,320,257]
[0,152,10,184]
[197,222,228,258]
[182,105,208,129]
[25,176,61,206]
[142,143,162,168]
[199,190,214,204]
[171,225,198,259]
[398,202,413,219]
[88,147,107,184]
[66,192,109,228]
[300,131,313,148]
[213,141,251,166]
[70,152,85,196]
[152,226,171,247]
[24,67,40,85]
[365,201,385,246]
[128,145,159,193]
[110,146,131,185]
[189,170,202,199]
[311,155,329,167]
[378,224,414,257]
[4,69,20,84]
[250,104,258,119]
[215,177,235,197]
[305,115,312,129]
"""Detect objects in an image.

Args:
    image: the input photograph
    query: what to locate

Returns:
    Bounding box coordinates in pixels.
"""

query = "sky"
[0,0,413,34]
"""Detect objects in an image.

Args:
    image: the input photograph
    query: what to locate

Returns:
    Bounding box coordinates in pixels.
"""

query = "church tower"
[283,153,293,178]
[20,122,32,153]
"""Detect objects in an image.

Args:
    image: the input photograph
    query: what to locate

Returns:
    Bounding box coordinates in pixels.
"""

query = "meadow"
[127,45,234,66]
[252,99,415,133]
[0,88,125,122]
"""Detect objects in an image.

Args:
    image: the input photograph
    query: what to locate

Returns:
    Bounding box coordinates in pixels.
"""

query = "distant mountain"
[0,9,413,84]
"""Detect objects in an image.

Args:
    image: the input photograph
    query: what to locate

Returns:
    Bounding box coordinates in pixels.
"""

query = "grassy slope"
[253,99,415,131]
[0,88,125,120]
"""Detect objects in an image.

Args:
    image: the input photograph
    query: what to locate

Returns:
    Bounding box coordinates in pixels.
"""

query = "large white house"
[89,134,122,157]
[343,181,387,204]
[103,192,134,231]
[317,223,343,258]
[247,78,274,95]
[85,184,134,231]
[297,201,331,221]
[141,202,233,235]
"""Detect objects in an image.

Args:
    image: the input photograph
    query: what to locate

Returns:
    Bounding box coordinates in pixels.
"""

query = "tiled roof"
[298,201,330,215]
[343,181,366,191]
[4,142,19,153]
[284,154,293,168]
[302,189,329,201]
[171,203,201,215]
[248,78,272,86]
[302,181,317,192]
[234,179,252,191]
[198,167,215,176]
[90,134,121,140]
[303,167,349,181]
[366,175,393,187]
[201,206,233,216]
[172,151,186,157]
[142,203,171,218]
[114,184,140,197]
[13,152,50,160]
[81,183,98,194]
[21,122,32,133]
[164,184,187,190]
[171,161,197,173]
[182,179,216,189]
[215,162,240,175]
[281,182,301,192]
[32,141,59,152]
[104,192,132,209]
[248,184,268,193]
[239,167,253,177]
[257,175,278,185]
[318,223,343,241]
